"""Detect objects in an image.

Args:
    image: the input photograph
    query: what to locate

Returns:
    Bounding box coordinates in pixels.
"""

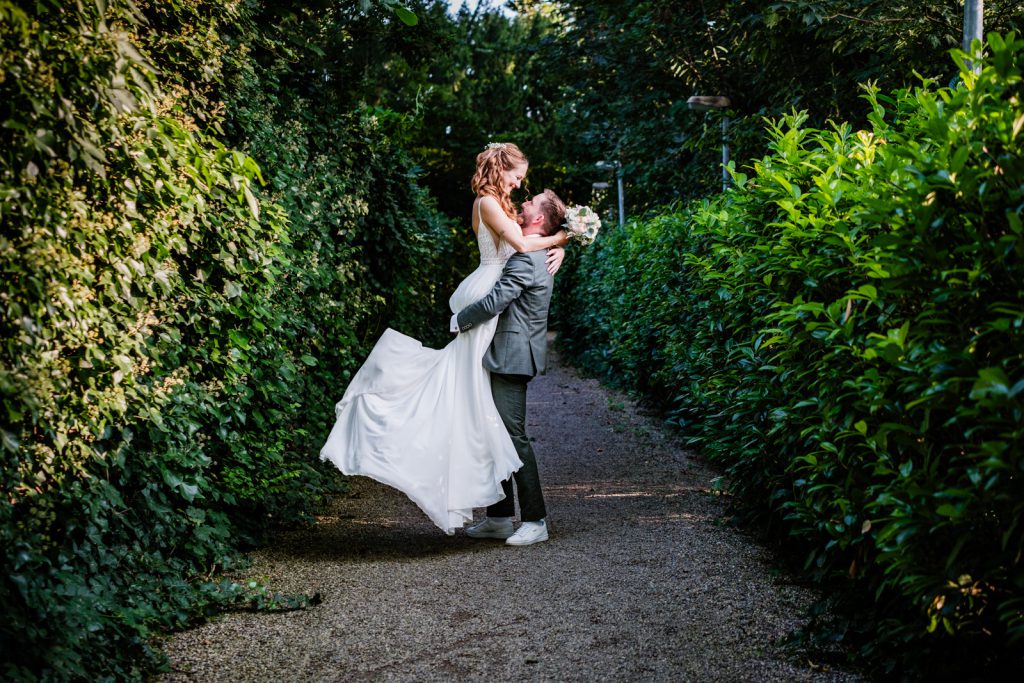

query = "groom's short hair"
[538,189,566,236]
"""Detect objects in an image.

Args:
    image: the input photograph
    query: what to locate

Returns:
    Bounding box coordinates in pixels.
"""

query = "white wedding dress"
[319,212,522,534]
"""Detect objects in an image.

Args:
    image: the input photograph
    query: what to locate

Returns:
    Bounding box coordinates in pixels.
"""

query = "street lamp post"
[596,159,624,226]
[592,181,612,225]
[686,95,732,192]
[963,0,983,52]
[962,0,984,74]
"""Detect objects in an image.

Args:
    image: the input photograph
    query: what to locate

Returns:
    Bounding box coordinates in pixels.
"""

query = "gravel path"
[159,341,861,682]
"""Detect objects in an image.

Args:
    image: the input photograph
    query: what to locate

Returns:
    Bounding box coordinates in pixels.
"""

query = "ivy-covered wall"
[1,1,454,679]
[557,34,1024,677]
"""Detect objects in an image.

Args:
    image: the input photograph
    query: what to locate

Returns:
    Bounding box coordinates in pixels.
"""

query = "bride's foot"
[506,519,548,546]
[465,516,514,539]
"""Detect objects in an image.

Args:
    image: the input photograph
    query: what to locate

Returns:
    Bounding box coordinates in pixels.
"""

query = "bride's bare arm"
[546,246,565,275]
[479,197,567,252]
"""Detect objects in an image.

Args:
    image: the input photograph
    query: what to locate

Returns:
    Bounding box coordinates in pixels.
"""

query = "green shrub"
[212,3,458,535]
[1,1,453,679]
[1,2,276,677]
[558,32,1024,677]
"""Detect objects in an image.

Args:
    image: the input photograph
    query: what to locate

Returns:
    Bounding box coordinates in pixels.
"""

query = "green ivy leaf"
[393,6,418,26]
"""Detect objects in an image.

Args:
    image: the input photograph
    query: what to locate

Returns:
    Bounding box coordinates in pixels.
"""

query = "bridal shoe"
[465,517,514,539]
[505,520,548,546]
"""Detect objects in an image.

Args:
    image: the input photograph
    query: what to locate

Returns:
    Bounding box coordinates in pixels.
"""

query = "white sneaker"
[465,517,514,539]
[506,520,548,546]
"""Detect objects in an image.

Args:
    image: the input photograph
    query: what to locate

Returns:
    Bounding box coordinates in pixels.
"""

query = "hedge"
[557,32,1024,677]
[1,1,452,679]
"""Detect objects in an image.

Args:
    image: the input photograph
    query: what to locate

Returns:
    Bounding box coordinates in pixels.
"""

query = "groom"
[452,189,567,546]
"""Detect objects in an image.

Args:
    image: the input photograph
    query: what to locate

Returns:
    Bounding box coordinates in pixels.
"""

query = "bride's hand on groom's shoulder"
[546,246,565,275]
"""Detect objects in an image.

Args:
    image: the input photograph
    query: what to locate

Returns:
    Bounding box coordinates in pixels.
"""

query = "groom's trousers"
[488,373,548,522]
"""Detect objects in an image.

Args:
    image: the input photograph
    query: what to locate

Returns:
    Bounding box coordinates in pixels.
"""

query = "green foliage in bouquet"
[557,33,1024,677]
[1,0,452,679]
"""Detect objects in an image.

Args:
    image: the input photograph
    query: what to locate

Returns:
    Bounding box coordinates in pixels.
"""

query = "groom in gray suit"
[453,189,567,546]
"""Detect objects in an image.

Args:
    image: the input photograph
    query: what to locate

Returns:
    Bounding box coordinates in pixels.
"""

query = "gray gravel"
[158,340,862,682]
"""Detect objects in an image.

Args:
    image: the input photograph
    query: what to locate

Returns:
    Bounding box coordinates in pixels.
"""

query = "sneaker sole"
[505,531,549,546]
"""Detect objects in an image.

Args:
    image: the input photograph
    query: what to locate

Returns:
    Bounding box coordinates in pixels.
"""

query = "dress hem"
[319,451,521,535]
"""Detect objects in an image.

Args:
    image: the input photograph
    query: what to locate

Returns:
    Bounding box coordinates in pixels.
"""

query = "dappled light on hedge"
[557,32,1024,678]
[1,1,453,679]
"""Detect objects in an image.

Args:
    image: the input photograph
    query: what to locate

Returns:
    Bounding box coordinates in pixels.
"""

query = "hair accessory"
[485,142,507,151]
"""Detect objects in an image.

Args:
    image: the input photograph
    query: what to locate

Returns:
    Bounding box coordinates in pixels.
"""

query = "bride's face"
[500,163,528,195]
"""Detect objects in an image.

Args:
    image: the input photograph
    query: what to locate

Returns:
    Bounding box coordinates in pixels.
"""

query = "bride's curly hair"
[471,142,527,219]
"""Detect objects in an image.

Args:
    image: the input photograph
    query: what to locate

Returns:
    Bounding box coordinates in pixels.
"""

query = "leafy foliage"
[557,34,1024,677]
[4,0,1021,679]
[1,0,454,679]
[533,0,1022,213]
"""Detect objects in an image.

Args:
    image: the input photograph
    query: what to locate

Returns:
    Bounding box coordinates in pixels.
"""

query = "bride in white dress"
[319,143,567,534]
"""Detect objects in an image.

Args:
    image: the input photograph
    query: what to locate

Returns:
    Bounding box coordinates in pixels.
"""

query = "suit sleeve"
[456,254,533,332]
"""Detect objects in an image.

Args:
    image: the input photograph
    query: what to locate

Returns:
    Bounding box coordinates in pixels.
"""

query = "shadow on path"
[160,339,861,682]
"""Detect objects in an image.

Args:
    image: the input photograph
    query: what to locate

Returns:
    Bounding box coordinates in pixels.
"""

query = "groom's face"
[520,194,548,230]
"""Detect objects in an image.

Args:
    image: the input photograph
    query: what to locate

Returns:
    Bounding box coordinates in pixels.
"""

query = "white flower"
[564,205,601,246]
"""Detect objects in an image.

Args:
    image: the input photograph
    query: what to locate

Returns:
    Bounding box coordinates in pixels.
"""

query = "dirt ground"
[159,340,862,682]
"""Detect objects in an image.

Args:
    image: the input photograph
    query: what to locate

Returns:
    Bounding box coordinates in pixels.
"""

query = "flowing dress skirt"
[319,260,521,534]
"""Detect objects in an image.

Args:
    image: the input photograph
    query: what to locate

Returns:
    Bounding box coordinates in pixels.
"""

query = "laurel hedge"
[1,1,452,680]
[557,33,1024,677]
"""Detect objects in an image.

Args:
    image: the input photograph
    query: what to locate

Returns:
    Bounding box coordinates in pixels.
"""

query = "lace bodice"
[477,205,516,266]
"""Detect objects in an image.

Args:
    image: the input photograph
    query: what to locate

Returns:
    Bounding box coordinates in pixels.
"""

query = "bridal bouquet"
[564,205,601,246]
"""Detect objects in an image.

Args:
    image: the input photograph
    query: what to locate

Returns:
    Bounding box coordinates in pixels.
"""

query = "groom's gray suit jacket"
[456,248,553,377]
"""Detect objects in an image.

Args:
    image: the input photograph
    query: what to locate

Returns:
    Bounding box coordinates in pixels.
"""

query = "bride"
[319,142,568,534]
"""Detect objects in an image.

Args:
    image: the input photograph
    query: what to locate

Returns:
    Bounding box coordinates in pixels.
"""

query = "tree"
[532,0,1023,209]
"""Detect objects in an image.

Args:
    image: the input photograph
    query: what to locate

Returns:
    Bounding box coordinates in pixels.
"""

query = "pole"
[721,115,730,191]
[962,0,984,53]
[687,95,732,192]
[595,159,625,226]
[616,166,625,226]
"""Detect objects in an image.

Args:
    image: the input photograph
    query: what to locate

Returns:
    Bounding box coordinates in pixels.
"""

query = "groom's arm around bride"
[452,189,567,546]
[455,251,550,377]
